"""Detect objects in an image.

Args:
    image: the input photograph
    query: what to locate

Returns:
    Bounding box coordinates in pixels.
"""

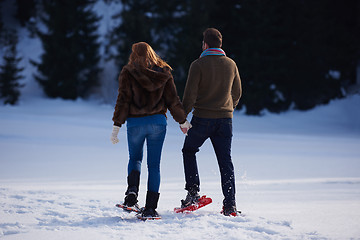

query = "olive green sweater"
[182,55,242,118]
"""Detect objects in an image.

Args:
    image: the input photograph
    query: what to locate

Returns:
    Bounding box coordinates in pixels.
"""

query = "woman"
[111,42,191,220]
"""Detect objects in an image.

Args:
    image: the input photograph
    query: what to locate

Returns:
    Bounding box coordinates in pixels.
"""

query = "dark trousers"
[182,116,236,207]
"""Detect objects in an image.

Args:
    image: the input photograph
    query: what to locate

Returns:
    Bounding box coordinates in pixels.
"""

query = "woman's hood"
[124,64,171,92]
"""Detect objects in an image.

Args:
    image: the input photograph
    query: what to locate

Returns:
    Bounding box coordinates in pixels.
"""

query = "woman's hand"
[180,120,192,136]
[110,126,120,144]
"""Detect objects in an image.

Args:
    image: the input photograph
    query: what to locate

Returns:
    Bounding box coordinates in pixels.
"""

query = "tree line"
[0,0,359,115]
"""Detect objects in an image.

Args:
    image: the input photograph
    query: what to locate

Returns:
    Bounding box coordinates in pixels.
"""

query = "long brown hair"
[128,42,172,70]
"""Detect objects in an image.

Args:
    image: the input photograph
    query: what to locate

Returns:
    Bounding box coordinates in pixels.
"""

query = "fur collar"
[124,64,171,91]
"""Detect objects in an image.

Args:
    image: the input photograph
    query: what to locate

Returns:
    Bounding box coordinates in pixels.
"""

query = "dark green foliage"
[33,0,102,100]
[15,0,36,26]
[108,0,155,69]
[224,0,297,114]
[108,0,360,114]
[1,0,357,112]
[205,0,358,114]
[0,30,24,105]
[167,0,215,97]
[282,0,346,111]
[0,0,3,33]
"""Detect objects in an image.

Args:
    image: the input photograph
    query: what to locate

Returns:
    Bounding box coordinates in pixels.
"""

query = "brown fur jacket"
[112,64,186,127]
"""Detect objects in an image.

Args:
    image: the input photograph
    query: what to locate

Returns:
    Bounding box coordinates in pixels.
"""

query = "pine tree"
[283,0,353,110]
[15,0,36,26]
[106,0,356,114]
[0,30,24,105]
[0,0,3,34]
[32,0,102,99]
[206,0,352,114]
[204,0,295,114]
[108,0,156,71]
[165,0,215,98]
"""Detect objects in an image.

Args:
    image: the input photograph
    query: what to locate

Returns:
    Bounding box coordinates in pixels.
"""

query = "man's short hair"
[203,28,222,48]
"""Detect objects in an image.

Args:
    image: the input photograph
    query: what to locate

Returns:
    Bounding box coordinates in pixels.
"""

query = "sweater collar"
[200,48,226,58]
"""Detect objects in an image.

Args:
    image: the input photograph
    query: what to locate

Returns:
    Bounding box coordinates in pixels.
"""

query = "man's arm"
[182,61,201,115]
[163,74,187,124]
[231,66,242,109]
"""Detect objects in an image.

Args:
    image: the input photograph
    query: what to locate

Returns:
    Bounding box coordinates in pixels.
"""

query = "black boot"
[140,191,161,220]
[123,170,140,207]
[181,185,200,208]
[221,205,241,216]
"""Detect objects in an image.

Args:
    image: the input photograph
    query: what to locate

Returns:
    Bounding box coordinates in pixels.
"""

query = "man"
[180,28,242,216]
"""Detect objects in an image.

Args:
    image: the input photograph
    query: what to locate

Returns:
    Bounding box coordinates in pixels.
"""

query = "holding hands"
[180,120,192,136]
[111,120,191,145]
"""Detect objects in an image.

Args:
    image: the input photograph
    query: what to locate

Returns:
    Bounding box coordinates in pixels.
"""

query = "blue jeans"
[127,124,166,193]
[182,116,236,207]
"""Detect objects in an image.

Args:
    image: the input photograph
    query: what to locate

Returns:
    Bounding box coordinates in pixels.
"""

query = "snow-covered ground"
[1,95,360,239]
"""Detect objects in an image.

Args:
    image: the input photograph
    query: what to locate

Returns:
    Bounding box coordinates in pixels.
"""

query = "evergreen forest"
[0,0,358,115]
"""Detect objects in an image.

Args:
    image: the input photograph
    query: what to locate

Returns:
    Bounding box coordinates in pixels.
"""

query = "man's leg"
[182,117,209,192]
[210,119,236,208]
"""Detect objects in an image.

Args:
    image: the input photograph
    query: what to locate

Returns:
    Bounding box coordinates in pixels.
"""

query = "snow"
[1,94,360,239]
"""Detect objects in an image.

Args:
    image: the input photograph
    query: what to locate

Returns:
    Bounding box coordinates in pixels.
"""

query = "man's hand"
[180,120,192,136]
[110,126,120,144]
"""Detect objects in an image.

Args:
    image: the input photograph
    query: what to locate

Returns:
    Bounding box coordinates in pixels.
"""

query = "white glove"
[111,126,120,144]
[180,120,192,136]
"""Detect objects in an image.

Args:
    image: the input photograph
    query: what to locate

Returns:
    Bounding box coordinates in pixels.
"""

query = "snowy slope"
[1,95,360,239]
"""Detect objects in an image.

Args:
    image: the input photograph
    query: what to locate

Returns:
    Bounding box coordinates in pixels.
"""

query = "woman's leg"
[125,126,146,205]
[127,126,146,174]
[145,124,166,193]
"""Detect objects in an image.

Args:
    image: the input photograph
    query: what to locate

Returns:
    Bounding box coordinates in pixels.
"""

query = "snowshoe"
[115,202,141,213]
[174,195,212,213]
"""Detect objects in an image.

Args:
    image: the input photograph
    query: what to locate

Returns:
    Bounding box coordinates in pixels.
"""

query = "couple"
[111,28,242,219]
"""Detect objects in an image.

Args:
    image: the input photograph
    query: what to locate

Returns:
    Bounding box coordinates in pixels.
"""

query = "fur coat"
[112,64,186,127]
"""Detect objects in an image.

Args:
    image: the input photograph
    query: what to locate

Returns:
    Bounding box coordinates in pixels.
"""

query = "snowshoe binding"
[116,192,141,213]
